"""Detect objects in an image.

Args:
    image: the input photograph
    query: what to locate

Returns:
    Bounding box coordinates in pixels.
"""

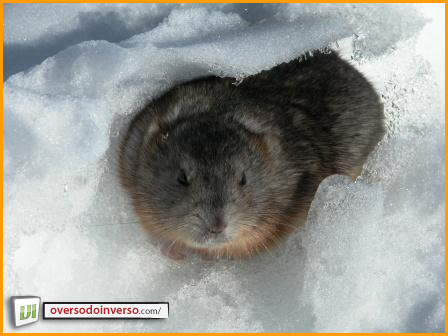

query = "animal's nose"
[209,216,226,234]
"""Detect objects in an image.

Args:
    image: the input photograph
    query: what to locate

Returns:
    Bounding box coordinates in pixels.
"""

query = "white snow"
[3,3,445,332]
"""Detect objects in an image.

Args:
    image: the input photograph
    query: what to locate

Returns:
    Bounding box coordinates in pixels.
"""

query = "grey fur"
[119,50,384,258]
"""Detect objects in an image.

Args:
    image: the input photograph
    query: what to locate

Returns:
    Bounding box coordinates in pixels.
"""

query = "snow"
[3,3,444,333]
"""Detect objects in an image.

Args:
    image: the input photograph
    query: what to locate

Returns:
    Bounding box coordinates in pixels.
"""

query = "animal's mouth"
[206,232,231,245]
[189,230,231,247]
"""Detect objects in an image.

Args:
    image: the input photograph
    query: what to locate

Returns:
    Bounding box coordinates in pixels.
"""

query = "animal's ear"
[119,110,161,187]
[235,112,281,160]
[137,108,167,154]
[235,112,271,135]
[248,132,281,163]
[142,99,183,150]
[142,116,161,147]
[262,132,281,155]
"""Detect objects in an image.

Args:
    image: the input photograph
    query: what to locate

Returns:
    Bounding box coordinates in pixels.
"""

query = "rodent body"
[119,50,384,260]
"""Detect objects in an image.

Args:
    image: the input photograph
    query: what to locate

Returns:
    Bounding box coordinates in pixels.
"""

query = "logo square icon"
[10,296,41,327]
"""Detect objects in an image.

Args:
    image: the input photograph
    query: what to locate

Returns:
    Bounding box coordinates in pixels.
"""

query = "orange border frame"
[1,1,446,335]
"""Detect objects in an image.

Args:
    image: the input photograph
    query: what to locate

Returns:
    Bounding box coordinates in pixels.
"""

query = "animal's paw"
[161,242,186,261]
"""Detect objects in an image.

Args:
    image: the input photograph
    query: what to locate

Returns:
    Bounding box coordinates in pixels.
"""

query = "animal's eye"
[177,169,189,186]
[239,172,247,186]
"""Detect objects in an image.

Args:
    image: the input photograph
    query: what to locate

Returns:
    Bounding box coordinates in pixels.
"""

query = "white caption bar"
[43,302,168,319]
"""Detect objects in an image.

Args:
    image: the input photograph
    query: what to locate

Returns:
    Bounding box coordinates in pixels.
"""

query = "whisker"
[84,220,141,227]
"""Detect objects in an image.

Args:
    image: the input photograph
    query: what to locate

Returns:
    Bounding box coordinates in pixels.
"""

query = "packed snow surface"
[4,3,445,332]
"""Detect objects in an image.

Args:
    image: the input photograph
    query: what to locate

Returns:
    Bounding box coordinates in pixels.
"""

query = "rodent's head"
[133,113,297,252]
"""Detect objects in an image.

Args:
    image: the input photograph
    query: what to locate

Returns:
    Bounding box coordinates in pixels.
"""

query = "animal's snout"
[209,215,227,234]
